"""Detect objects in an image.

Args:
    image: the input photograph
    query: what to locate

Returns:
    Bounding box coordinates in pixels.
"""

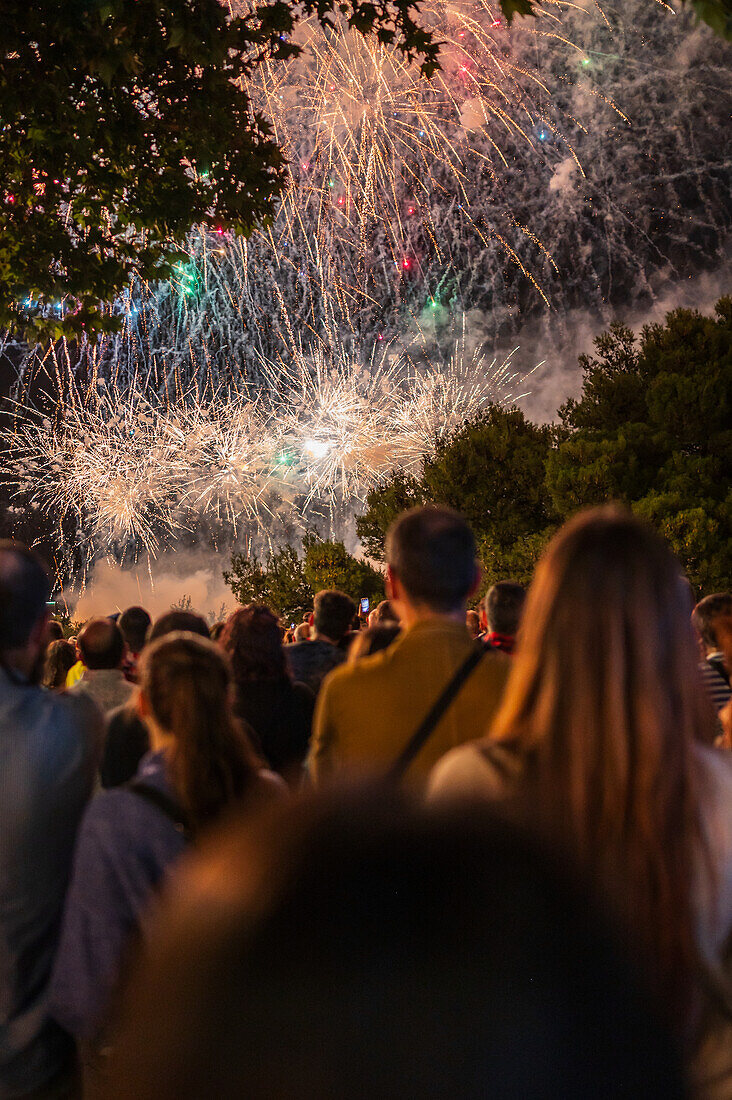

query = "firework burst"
[1,331,537,572]
[241,0,598,291]
[5,386,186,562]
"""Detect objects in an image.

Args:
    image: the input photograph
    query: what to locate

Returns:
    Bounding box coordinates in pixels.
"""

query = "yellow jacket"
[65,660,85,689]
[309,618,510,788]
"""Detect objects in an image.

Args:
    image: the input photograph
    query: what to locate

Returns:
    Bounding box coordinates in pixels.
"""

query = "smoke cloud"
[66,549,236,624]
[513,260,731,424]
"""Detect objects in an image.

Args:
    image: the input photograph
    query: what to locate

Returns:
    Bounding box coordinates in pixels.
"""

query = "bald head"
[78,618,125,670]
[0,541,50,651]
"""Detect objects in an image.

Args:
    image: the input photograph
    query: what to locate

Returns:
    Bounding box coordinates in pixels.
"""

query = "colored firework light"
[239,0,602,293]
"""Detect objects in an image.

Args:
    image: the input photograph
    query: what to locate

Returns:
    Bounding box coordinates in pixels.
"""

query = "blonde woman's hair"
[490,506,716,1031]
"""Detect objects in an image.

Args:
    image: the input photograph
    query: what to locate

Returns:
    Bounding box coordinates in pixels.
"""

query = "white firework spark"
[5,386,187,562]
[167,394,276,526]
[394,332,537,462]
[1,334,536,571]
[263,343,403,503]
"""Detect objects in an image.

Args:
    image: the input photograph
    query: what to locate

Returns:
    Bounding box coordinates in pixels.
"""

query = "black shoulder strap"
[387,645,485,782]
[126,780,192,841]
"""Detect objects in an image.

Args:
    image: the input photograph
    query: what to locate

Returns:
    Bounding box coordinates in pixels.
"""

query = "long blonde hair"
[491,506,716,1029]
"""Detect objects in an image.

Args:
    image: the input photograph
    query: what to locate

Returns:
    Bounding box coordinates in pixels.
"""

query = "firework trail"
[6,0,730,581]
[6,385,186,563]
[96,0,617,398]
[242,0,591,277]
[1,330,538,572]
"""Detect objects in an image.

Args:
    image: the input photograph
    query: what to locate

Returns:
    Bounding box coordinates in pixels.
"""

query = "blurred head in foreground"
[0,540,50,681]
[102,792,682,1100]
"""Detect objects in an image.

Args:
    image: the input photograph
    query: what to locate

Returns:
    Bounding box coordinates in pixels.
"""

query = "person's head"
[491,506,716,1028]
[148,610,210,643]
[385,506,480,619]
[368,599,398,628]
[118,606,152,655]
[483,581,527,637]
[691,593,732,658]
[0,541,51,678]
[348,623,401,662]
[137,632,260,833]
[45,620,64,643]
[220,605,287,682]
[42,639,76,690]
[465,610,481,638]
[77,618,125,670]
[313,590,356,644]
[294,622,310,642]
[103,792,684,1100]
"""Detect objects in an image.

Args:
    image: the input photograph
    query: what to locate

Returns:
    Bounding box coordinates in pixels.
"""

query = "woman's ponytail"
[140,632,261,833]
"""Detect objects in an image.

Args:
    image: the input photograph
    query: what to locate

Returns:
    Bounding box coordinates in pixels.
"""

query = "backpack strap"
[387,645,485,782]
[126,780,192,841]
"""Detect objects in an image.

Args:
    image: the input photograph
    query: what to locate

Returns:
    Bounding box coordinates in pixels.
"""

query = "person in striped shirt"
[691,593,732,713]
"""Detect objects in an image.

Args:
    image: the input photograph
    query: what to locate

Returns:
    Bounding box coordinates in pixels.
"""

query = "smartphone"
[360,597,370,614]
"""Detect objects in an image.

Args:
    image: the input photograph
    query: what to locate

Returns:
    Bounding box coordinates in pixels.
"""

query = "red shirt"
[483,632,515,656]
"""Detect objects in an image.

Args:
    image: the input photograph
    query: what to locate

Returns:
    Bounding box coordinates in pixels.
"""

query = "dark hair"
[484,581,527,636]
[209,621,226,642]
[77,618,125,670]
[348,624,401,662]
[313,590,355,643]
[149,611,210,643]
[220,606,287,681]
[140,633,261,833]
[386,506,477,613]
[691,593,732,652]
[0,541,50,650]
[103,793,684,1100]
[465,610,481,637]
[42,639,76,690]
[119,606,152,653]
[46,620,65,642]
[491,507,716,1031]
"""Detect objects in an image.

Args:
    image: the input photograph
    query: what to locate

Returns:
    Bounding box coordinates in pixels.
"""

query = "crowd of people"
[1,504,731,1099]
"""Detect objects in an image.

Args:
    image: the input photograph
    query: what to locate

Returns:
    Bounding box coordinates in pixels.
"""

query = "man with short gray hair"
[0,541,102,1096]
